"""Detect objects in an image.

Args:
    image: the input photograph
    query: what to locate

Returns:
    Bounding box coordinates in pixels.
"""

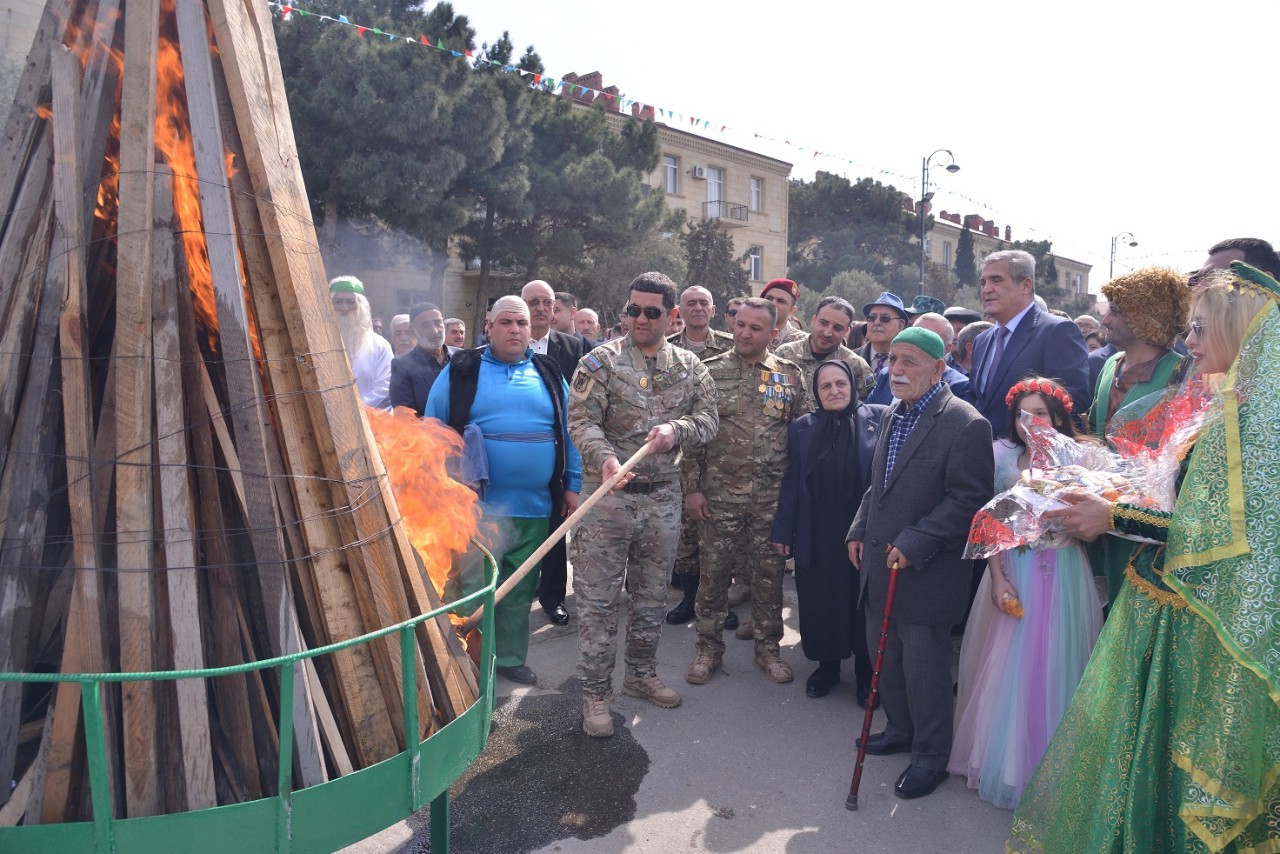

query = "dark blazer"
[389,346,450,416]
[1087,343,1117,397]
[772,404,886,569]
[966,303,1090,437]
[544,329,585,383]
[848,387,994,626]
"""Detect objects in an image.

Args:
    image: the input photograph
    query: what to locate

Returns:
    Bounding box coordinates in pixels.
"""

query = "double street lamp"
[919,149,960,295]
[1109,232,1138,280]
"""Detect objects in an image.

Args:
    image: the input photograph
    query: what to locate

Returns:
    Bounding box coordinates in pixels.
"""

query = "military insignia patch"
[571,370,594,400]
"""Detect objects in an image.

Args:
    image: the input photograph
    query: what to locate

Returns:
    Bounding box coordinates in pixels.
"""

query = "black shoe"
[497,665,538,685]
[543,604,570,626]
[724,610,739,631]
[670,571,684,590]
[856,731,913,756]
[856,688,871,710]
[665,597,695,624]
[805,667,840,698]
[894,765,948,799]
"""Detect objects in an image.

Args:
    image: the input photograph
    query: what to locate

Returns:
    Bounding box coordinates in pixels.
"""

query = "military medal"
[639,377,649,389]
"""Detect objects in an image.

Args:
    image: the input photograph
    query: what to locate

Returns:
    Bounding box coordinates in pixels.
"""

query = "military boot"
[665,574,697,624]
[582,693,613,738]
[623,672,682,708]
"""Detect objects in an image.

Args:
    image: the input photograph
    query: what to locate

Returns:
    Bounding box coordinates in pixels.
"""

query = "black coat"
[389,346,449,417]
[849,387,994,626]
[771,404,884,568]
[543,329,584,384]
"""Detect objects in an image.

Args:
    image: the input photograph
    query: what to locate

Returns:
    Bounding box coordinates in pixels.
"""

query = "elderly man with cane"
[846,327,993,801]
[425,295,581,685]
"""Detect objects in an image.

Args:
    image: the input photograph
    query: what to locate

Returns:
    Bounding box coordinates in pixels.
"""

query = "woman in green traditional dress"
[1008,264,1280,853]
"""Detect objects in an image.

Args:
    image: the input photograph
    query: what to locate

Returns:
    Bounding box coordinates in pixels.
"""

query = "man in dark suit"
[522,280,587,625]
[847,327,994,800]
[389,301,449,416]
[966,250,1090,437]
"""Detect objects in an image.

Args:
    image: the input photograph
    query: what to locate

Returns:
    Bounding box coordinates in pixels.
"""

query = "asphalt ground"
[343,572,1013,853]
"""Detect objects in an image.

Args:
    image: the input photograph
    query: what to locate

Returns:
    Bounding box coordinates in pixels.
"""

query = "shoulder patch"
[571,370,595,400]
[581,353,606,374]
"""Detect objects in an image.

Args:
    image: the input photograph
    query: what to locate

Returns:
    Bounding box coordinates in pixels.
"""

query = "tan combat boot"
[685,652,721,685]
[624,672,682,708]
[755,652,794,683]
[582,693,613,738]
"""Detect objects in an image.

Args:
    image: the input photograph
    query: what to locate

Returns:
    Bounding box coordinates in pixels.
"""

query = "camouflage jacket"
[681,349,806,503]
[666,328,733,360]
[773,337,875,405]
[568,336,719,488]
[769,322,808,352]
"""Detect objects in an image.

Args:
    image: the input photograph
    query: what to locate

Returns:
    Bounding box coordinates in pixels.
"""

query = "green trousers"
[451,516,549,668]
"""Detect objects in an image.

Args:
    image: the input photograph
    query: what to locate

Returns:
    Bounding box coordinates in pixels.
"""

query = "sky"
[451,0,1277,293]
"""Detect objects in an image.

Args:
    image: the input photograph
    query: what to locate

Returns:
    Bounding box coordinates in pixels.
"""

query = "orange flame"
[365,408,480,619]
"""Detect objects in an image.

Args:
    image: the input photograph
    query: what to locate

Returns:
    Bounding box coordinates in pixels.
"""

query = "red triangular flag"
[356,26,367,37]
[419,35,428,45]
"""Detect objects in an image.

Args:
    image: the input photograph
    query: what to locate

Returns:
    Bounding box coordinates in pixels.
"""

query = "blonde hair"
[1192,272,1272,368]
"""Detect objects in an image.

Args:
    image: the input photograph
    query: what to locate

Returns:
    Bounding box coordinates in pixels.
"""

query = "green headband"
[891,326,945,360]
[329,276,364,295]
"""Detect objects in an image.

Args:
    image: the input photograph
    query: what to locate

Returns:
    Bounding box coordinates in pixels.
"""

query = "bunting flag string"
[270,1,1048,239]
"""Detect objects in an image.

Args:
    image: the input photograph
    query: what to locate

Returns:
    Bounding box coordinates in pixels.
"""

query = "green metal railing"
[0,543,497,854]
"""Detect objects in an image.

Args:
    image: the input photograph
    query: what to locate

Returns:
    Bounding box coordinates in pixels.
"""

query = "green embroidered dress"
[1010,267,1280,853]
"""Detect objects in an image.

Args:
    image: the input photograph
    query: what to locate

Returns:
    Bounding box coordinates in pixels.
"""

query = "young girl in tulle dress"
[948,377,1105,809]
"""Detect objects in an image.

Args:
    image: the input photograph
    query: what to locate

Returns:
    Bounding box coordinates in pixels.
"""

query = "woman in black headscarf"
[772,360,887,700]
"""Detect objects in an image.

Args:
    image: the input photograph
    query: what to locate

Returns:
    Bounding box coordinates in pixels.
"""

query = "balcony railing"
[703,200,748,226]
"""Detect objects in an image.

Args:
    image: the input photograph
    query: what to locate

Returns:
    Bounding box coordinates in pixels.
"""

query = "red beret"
[761,278,799,301]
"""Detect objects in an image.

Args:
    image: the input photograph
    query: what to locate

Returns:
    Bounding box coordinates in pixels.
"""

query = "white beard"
[336,300,375,361]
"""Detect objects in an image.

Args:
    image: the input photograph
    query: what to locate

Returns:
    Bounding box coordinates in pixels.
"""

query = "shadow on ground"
[404,678,649,853]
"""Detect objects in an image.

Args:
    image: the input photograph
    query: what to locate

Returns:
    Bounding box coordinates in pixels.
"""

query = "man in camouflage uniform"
[683,297,807,685]
[568,272,719,738]
[762,278,808,350]
[665,286,734,625]
[775,295,875,404]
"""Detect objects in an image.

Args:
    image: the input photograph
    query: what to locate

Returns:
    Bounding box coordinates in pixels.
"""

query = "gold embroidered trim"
[1114,504,1170,530]
[1125,559,1187,609]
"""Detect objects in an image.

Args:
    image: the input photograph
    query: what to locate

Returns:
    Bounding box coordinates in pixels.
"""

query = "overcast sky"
[455,1,1275,290]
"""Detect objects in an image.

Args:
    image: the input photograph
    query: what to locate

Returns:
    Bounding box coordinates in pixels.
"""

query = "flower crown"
[1005,378,1073,414]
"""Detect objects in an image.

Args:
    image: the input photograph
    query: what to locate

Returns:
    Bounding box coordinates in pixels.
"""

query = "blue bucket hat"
[862,291,908,322]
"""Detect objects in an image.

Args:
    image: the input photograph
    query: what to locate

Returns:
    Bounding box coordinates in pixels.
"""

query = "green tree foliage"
[788,172,917,294]
[954,222,977,287]
[274,0,507,278]
[682,217,749,311]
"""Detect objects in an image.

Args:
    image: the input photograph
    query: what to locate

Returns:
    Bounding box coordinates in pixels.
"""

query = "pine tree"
[682,218,749,310]
[954,222,977,287]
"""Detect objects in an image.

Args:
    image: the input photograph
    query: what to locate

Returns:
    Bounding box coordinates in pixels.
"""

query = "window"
[397,289,428,311]
[943,241,952,269]
[706,166,724,215]
[747,246,762,281]
[749,176,763,212]
[663,155,679,194]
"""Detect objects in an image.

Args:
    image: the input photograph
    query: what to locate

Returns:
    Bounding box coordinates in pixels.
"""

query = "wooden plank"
[172,0,329,779]
[38,43,113,825]
[150,165,216,809]
[207,0,464,740]
[174,226,263,803]
[0,703,52,826]
[113,0,161,818]
[304,659,352,776]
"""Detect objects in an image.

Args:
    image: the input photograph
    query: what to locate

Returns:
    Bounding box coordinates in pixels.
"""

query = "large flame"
[366,408,480,621]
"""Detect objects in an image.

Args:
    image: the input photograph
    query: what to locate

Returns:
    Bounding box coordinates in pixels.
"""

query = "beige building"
[919,205,1093,300]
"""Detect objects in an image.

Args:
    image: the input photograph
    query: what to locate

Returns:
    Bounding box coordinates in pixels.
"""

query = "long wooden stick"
[459,442,655,634]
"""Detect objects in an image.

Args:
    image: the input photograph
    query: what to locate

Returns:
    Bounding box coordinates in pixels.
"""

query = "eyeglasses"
[625,304,665,320]
[525,298,555,307]
[1189,321,1206,336]
[866,313,901,324]
[725,309,738,317]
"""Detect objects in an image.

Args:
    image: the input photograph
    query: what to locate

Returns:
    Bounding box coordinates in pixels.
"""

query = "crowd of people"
[325,234,1280,850]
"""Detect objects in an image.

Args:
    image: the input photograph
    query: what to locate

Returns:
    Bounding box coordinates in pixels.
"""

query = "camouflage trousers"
[694,497,785,659]
[571,482,681,697]
[673,515,700,577]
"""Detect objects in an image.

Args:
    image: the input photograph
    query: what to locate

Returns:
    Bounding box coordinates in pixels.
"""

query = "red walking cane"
[846,559,901,810]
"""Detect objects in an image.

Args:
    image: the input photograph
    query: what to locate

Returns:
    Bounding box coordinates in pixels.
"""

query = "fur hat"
[1101,268,1190,348]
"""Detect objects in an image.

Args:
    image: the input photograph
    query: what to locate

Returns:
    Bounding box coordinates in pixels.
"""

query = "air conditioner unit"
[690,165,706,180]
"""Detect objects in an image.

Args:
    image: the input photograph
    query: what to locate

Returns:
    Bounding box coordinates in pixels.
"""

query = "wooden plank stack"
[0,0,481,824]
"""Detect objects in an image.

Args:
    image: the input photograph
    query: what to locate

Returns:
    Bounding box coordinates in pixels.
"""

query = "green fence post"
[277,660,296,854]
[401,625,423,812]
[81,681,113,853]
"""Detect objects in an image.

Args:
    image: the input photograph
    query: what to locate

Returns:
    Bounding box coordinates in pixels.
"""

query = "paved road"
[343,574,1012,853]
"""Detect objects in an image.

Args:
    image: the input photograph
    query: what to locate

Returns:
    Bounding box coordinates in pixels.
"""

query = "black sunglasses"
[625,304,665,320]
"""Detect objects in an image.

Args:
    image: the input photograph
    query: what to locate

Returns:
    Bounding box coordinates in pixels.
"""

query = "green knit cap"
[891,326,945,360]
[328,275,364,295]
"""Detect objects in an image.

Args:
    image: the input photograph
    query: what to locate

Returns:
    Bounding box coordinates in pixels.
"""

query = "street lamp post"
[1109,232,1138,280]
[919,148,960,295]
